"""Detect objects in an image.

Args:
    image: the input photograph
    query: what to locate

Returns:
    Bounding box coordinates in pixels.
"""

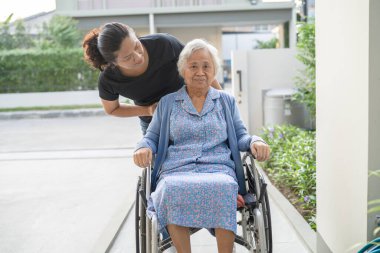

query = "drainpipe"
[289,2,297,49]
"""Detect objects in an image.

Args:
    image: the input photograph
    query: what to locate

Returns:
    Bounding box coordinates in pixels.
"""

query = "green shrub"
[0,48,98,93]
[261,124,316,229]
[255,37,278,49]
[0,14,15,51]
[293,20,316,119]
[38,15,81,49]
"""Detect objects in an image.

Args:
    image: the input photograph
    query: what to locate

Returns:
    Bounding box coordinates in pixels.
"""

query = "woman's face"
[114,34,145,70]
[183,49,215,90]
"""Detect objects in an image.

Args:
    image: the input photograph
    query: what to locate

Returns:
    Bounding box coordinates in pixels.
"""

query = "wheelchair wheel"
[244,154,272,253]
[135,169,147,253]
[253,190,272,253]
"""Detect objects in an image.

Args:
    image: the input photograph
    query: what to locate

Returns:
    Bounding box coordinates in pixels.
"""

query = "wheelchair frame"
[135,152,272,253]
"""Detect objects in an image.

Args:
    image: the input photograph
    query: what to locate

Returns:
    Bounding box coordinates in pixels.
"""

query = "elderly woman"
[133,39,270,253]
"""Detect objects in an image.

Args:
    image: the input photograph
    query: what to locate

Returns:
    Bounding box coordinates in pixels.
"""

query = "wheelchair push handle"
[246,151,256,160]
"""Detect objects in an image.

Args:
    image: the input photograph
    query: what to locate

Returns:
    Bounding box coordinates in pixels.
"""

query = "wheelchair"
[135,152,272,253]
[358,238,380,253]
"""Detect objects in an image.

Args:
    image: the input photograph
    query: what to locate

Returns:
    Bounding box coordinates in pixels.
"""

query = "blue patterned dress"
[149,87,239,234]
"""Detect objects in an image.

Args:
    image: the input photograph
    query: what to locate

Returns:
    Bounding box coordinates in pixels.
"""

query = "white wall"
[158,26,222,50]
[222,33,276,60]
[316,0,373,252]
[231,48,302,134]
[158,26,223,82]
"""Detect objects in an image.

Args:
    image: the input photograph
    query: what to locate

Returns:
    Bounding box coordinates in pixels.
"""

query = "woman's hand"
[148,102,158,116]
[237,194,245,208]
[133,148,153,168]
[250,141,270,162]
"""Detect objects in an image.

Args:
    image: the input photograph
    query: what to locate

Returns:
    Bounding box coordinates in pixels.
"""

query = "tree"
[0,14,15,50]
[0,15,35,50]
[13,19,34,49]
[255,37,278,49]
[39,15,80,49]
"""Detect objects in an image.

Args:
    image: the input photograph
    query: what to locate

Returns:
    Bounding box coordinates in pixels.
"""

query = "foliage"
[0,15,34,50]
[0,14,15,50]
[261,124,316,229]
[293,20,316,118]
[0,48,98,93]
[255,37,278,49]
[38,15,81,49]
[13,19,34,49]
[0,15,81,50]
[0,15,95,93]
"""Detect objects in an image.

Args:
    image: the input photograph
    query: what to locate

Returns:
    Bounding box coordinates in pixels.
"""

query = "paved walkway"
[0,91,314,253]
[0,91,101,108]
[109,191,312,253]
[0,116,143,253]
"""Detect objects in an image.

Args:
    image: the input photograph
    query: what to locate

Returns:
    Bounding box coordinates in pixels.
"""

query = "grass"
[0,104,103,112]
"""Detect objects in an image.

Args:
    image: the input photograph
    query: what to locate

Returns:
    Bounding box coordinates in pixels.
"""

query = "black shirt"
[98,33,185,122]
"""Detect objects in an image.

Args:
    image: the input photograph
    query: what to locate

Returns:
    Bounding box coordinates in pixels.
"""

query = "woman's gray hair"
[177,39,220,78]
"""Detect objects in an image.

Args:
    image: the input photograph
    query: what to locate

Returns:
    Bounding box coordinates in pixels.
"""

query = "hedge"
[0,48,99,93]
[261,125,316,229]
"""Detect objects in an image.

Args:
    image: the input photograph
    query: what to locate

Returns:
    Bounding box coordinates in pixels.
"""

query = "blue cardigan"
[135,87,264,195]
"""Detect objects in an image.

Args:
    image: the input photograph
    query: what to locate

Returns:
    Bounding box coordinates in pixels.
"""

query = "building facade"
[55,0,296,84]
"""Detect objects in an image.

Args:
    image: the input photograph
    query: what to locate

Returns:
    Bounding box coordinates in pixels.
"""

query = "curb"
[259,166,317,253]
[105,201,136,253]
[0,108,106,120]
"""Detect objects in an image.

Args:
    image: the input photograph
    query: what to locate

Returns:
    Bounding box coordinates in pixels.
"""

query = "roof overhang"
[57,2,294,30]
